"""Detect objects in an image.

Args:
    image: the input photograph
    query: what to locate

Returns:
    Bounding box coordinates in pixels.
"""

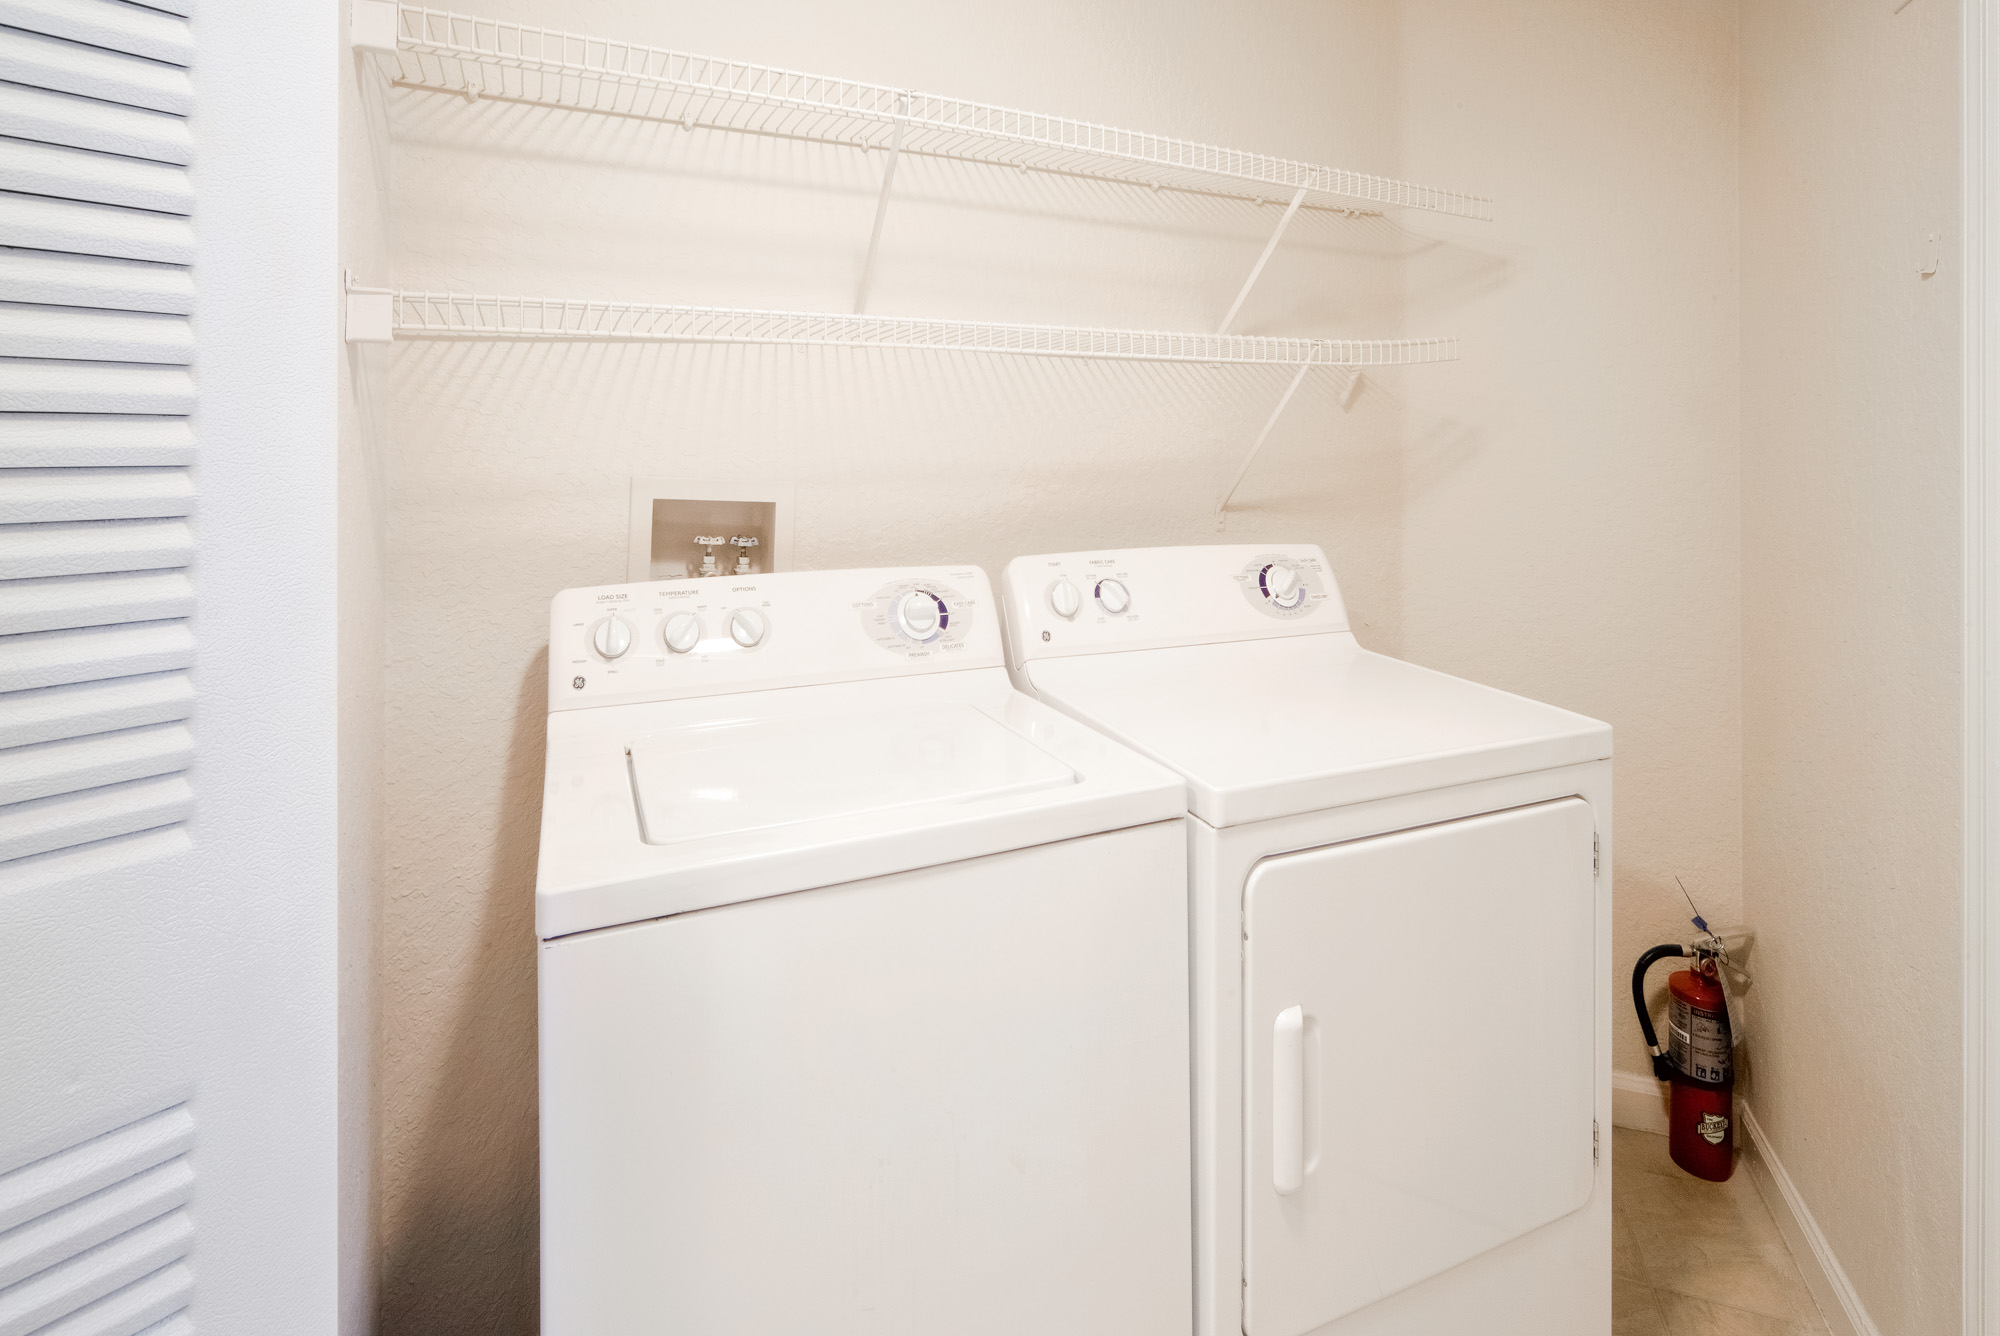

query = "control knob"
[1266,563,1305,609]
[1096,578,1131,615]
[662,612,702,654]
[729,607,767,648]
[592,615,632,660]
[1048,578,1081,619]
[898,590,944,641]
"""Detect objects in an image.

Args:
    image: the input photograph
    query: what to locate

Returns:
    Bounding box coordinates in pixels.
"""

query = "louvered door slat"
[0,196,192,266]
[0,30,190,115]
[0,771,191,862]
[0,1,193,68]
[0,520,191,579]
[0,1208,192,1336]
[34,1264,190,1336]
[0,1159,193,1290]
[0,364,192,414]
[0,571,194,635]
[0,87,190,166]
[0,470,193,523]
[0,675,189,749]
[0,254,193,315]
[0,622,192,694]
[0,722,191,807]
[0,308,191,365]
[0,142,192,216]
[0,418,191,468]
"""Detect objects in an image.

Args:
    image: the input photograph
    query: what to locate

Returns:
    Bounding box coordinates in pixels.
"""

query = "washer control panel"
[549,565,1000,710]
[1000,544,1348,670]
[859,578,978,658]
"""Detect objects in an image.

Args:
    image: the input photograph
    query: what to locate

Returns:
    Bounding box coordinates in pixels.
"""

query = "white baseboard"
[1611,1070,1671,1134]
[1739,1102,1881,1336]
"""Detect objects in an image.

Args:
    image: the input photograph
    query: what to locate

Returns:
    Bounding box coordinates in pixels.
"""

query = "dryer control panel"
[550,566,997,710]
[1000,544,1350,671]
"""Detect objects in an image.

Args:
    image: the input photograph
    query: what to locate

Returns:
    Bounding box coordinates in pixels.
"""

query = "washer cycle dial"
[591,615,633,660]
[898,590,944,641]
[662,612,702,654]
[1095,578,1131,615]
[729,607,767,648]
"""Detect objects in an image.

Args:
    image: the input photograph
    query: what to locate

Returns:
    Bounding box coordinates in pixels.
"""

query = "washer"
[536,565,1193,1336]
[1000,545,1613,1336]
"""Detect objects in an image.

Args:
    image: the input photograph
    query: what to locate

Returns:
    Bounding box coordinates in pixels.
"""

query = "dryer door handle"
[1273,1004,1306,1195]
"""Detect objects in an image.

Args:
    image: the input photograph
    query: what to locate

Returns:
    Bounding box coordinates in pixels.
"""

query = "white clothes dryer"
[536,565,1193,1336]
[1000,545,1613,1336]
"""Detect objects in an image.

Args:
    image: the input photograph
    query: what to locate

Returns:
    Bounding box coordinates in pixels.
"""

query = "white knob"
[1266,564,1304,608]
[1048,578,1081,619]
[899,590,941,639]
[729,607,767,648]
[662,612,702,654]
[592,615,632,660]
[1096,578,1130,615]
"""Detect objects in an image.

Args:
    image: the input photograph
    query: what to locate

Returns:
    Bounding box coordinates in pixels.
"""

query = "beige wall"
[1740,2,1962,1332]
[364,2,1743,1328]
[338,1,391,1330]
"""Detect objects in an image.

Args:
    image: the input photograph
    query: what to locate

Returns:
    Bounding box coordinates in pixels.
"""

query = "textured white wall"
[366,2,1743,1329]
[1740,2,1962,1332]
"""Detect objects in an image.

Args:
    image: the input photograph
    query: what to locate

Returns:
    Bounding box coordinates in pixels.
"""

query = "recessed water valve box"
[627,478,794,581]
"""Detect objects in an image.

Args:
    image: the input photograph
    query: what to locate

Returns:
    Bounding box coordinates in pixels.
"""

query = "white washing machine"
[1000,545,1614,1336]
[535,565,1194,1336]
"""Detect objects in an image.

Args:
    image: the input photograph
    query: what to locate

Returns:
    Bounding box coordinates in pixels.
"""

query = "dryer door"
[1242,798,1596,1336]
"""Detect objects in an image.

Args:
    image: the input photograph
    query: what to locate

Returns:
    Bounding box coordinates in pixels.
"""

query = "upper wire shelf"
[370,288,1459,368]
[371,5,1493,220]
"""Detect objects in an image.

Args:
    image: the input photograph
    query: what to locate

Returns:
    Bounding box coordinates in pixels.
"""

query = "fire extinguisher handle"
[1632,944,1689,1082]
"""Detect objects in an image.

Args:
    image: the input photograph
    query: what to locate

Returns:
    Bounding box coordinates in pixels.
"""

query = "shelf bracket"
[1217,186,1307,334]
[1215,360,1314,527]
[854,103,908,315]
[351,0,400,54]
[344,271,394,344]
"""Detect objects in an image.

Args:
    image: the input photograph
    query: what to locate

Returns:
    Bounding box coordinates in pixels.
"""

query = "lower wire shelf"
[347,286,1456,369]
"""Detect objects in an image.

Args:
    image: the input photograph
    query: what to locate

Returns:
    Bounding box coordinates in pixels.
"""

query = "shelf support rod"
[1217,186,1307,334]
[1215,360,1316,526]
[854,106,908,315]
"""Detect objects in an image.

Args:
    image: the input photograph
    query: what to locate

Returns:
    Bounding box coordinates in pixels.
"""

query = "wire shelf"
[379,289,1458,368]
[379,6,1493,220]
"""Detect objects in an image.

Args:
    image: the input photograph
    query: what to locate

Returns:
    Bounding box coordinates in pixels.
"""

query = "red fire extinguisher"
[1632,937,1736,1181]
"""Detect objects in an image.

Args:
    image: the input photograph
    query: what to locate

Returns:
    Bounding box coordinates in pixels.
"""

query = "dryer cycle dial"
[1238,554,1325,620]
[1095,578,1131,615]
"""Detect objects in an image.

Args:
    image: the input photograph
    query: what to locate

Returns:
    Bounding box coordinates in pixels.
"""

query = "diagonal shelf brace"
[855,107,908,315]
[1218,186,1307,334]
[1215,360,1314,526]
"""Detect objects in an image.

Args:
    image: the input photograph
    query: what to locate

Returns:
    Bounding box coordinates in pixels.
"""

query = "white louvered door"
[0,3,341,1334]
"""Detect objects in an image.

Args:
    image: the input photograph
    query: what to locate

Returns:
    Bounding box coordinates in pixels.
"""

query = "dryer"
[536,565,1193,1336]
[1000,545,1613,1336]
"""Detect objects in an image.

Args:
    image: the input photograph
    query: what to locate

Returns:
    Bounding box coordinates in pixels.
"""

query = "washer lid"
[535,667,1185,939]
[627,707,1076,844]
[1021,633,1611,828]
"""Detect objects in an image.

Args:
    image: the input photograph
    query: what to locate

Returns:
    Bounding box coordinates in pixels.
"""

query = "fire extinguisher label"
[1698,1112,1730,1145]
[1668,993,1732,1084]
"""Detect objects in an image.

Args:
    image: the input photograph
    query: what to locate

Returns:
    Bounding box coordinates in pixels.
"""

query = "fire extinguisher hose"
[1632,944,1689,1081]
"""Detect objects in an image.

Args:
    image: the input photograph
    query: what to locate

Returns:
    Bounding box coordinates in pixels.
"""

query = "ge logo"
[1040,630,1051,642]
[572,676,586,690]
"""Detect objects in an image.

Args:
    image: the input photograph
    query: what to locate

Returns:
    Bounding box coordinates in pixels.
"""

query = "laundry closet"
[323,2,1967,1333]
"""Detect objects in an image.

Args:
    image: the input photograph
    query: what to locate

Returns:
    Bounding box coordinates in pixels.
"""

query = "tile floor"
[1613,1127,1831,1336]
